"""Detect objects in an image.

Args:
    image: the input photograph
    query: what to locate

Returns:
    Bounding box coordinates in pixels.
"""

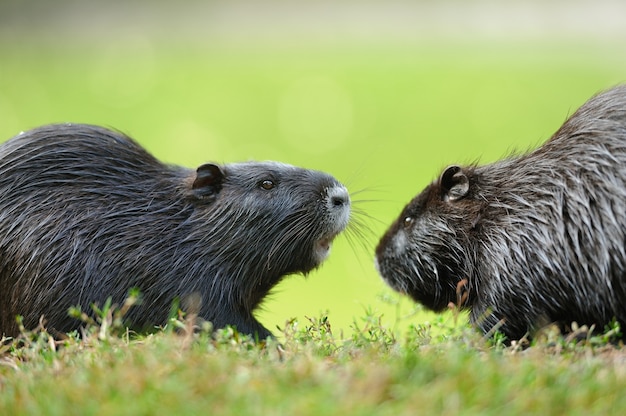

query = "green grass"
[1,306,625,415]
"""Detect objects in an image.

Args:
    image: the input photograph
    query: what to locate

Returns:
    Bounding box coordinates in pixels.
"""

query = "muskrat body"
[376,85,626,340]
[0,123,350,339]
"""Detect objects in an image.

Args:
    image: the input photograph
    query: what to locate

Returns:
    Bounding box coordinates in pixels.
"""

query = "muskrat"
[376,85,626,341]
[0,123,351,339]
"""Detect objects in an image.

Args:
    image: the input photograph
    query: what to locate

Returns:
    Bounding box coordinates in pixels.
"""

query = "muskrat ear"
[440,165,469,202]
[192,163,224,198]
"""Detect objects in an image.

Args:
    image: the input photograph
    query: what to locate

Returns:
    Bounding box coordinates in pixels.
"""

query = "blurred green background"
[1,0,625,337]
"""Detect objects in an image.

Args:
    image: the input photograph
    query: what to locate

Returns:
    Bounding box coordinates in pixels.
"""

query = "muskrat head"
[190,161,351,280]
[375,165,479,312]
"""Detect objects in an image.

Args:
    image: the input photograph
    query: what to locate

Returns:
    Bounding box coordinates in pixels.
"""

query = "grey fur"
[376,85,626,340]
[0,123,350,339]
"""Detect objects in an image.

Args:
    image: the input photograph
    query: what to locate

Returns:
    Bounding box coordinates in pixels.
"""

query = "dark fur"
[0,124,350,339]
[376,85,626,341]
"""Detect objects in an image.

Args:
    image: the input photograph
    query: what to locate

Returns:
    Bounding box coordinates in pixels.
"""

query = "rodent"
[375,85,626,341]
[0,123,351,339]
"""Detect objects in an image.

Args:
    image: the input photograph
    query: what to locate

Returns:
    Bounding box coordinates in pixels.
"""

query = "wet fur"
[376,85,626,340]
[0,124,350,339]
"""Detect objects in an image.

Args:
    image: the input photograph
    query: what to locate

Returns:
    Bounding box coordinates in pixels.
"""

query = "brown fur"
[376,86,626,340]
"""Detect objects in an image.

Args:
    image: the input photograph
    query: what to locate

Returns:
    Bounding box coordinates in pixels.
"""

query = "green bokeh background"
[1,0,625,337]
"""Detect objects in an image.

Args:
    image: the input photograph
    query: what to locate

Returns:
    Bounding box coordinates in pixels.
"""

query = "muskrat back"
[376,85,626,341]
[0,123,351,339]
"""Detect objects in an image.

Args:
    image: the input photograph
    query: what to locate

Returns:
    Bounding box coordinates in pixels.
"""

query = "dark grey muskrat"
[0,123,351,339]
[376,85,626,341]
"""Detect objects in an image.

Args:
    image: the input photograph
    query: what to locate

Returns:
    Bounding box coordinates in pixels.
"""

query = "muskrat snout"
[314,184,351,263]
[325,184,351,232]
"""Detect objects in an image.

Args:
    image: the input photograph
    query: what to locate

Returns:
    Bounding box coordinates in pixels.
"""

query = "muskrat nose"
[332,194,348,207]
[327,186,351,209]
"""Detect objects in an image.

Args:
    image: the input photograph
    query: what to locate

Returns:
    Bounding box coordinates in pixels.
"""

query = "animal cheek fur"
[389,228,410,257]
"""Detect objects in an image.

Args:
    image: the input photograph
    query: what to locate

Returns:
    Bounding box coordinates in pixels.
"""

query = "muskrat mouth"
[317,235,334,251]
[315,232,339,263]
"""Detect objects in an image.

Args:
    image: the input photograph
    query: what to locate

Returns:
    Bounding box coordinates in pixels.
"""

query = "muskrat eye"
[403,216,414,228]
[260,180,275,190]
